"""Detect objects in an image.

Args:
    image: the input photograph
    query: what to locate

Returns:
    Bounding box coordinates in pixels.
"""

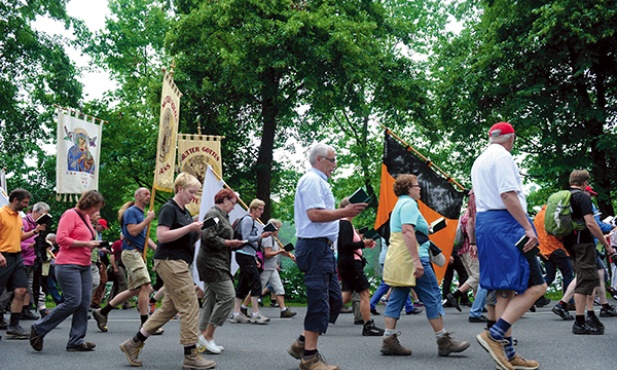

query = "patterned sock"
[504,337,515,360]
[184,344,196,355]
[489,318,511,341]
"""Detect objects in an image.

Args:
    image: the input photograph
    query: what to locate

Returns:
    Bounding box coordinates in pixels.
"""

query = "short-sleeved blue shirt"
[122,205,147,252]
[390,195,430,258]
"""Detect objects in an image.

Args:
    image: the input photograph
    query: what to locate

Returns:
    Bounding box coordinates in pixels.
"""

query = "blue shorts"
[295,238,342,333]
[384,258,445,320]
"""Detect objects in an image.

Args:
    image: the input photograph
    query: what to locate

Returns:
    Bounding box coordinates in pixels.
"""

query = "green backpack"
[544,189,584,237]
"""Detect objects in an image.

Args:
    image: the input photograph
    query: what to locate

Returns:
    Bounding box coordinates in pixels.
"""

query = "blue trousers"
[469,286,488,318]
[33,264,92,347]
[295,238,342,334]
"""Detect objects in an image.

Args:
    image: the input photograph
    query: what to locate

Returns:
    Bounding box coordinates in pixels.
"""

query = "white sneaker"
[250,313,270,325]
[230,313,250,324]
[198,335,222,354]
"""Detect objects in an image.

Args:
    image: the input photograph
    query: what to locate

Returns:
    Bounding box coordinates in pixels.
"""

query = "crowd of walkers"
[2,126,617,370]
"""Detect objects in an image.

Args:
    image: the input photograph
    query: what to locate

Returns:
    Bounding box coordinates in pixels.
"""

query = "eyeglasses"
[257,207,264,211]
[322,156,336,163]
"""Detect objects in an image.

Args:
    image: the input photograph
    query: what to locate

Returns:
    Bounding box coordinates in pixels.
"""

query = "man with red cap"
[471,122,547,370]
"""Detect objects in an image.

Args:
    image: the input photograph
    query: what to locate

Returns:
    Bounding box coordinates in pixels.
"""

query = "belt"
[297,237,334,247]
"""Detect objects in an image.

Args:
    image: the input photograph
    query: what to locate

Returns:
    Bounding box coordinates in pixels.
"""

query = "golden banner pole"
[142,186,158,261]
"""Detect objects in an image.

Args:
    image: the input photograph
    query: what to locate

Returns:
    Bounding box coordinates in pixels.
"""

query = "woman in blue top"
[380,174,469,357]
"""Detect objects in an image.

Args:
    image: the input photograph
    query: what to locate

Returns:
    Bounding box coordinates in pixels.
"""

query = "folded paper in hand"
[202,217,219,230]
[348,187,371,204]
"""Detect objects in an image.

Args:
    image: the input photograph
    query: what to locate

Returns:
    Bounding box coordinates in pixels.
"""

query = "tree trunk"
[255,68,280,222]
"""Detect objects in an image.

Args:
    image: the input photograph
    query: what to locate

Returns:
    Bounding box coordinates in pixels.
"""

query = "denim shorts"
[384,258,445,320]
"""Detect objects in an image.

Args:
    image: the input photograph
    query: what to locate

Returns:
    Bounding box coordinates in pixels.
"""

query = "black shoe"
[444,293,462,312]
[20,309,39,320]
[600,305,617,317]
[30,325,44,351]
[269,301,280,308]
[468,315,488,323]
[354,319,364,325]
[406,307,423,315]
[535,296,551,308]
[529,304,536,312]
[362,319,385,336]
[587,315,605,333]
[573,321,603,335]
[66,342,96,351]
[257,298,264,307]
[552,304,574,320]
[240,307,248,317]
[370,308,381,316]
[0,316,7,330]
[461,301,473,308]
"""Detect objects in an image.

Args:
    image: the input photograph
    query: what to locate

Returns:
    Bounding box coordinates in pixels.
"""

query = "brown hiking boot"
[380,332,412,356]
[182,348,216,370]
[287,338,305,359]
[476,330,513,370]
[119,338,145,367]
[509,354,539,370]
[299,351,340,370]
[437,332,470,356]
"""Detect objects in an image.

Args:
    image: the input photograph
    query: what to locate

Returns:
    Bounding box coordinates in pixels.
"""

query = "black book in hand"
[429,218,446,234]
[201,217,219,230]
[284,243,295,252]
[36,213,53,225]
[363,229,379,240]
[263,222,278,232]
[348,187,371,204]
[515,235,539,258]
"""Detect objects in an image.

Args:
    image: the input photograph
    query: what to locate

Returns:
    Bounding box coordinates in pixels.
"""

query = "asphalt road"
[1,302,616,370]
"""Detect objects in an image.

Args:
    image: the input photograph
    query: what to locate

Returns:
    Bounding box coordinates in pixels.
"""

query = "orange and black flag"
[374,132,466,282]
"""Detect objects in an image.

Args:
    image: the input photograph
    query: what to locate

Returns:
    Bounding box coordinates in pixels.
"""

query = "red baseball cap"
[488,122,515,138]
[98,219,109,229]
[585,186,598,196]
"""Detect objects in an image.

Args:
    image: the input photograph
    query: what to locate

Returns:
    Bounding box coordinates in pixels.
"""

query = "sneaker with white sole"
[230,313,250,323]
[197,334,222,354]
[476,330,513,370]
[250,313,269,325]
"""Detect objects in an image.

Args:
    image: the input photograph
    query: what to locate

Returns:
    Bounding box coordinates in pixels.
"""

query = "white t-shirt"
[471,143,527,213]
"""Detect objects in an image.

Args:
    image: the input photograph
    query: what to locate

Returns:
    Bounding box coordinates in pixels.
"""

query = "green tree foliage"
[83,0,174,215]
[1,0,83,200]
[166,0,444,221]
[433,0,617,215]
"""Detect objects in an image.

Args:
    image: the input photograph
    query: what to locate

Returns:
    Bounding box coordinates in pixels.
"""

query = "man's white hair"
[489,133,514,144]
[32,202,50,214]
[308,143,335,165]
